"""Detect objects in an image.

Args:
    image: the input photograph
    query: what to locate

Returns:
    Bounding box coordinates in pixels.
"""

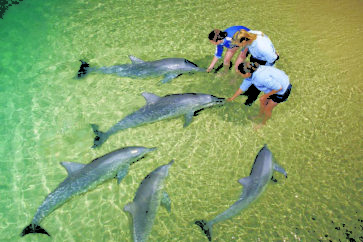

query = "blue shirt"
[247,30,277,65]
[215,25,250,59]
[240,66,290,95]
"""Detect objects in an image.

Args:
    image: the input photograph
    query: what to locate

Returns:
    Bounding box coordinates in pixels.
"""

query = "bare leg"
[249,96,267,120]
[235,48,248,73]
[261,100,278,124]
[223,47,239,73]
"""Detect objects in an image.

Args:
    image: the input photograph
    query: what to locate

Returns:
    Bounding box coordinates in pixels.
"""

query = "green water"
[1,0,362,241]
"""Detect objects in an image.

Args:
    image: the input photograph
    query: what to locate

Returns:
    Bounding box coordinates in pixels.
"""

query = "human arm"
[235,48,248,72]
[227,77,253,101]
[207,44,224,72]
[227,88,244,102]
[260,88,282,104]
[207,56,219,72]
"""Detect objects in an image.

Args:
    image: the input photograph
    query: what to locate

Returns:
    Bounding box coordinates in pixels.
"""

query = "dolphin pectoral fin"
[60,162,86,176]
[142,92,161,105]
[161,191,171,212]
[184,112,194,128]
[128,55,145,64]
[238,176,252,187]
[161,73,179,83]
[116,167,129,184]
[273,163,288,178]
[124,202,135,215]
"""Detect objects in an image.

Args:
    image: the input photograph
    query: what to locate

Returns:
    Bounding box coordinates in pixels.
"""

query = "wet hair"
[238,62,260,74]
[208,29,228,42]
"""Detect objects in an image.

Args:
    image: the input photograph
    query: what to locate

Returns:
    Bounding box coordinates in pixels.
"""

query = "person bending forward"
[207,26,250,73]
[227,62,292,129]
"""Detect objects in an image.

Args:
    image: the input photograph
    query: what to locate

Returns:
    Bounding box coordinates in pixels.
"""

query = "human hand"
[206,67,212,73]
[227,97,233,102]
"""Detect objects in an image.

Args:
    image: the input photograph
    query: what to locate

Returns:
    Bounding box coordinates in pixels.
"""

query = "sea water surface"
[0,0,362,241]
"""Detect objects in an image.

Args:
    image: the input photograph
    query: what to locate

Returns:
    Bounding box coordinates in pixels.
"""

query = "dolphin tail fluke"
[77,60,90,78]
[195,220,212,241]
[90,124,108,148]
[20,224,50,237]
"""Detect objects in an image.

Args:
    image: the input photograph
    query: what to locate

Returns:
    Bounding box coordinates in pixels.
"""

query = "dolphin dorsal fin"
[60,161,86,175]
[141,92,161,105]
[124,202,135,215]
[128,55,145,64]
[238,176,252,187]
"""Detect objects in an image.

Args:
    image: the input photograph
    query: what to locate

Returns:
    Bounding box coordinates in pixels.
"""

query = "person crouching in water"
[227,62,292,129]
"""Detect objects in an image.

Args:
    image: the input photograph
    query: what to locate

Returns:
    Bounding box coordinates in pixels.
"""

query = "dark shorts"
[242,84,261,106]
[269,84,292,103]
[249,53,279,66]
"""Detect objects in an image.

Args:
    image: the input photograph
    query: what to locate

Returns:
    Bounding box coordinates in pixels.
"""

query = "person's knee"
[266,103,278,113]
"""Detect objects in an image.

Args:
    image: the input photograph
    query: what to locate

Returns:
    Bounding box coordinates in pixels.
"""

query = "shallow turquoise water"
[1,0,362,241]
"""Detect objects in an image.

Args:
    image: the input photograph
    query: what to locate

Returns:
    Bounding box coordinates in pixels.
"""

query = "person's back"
[222,26,250,48]
[251,65,289,95]
[248,33,277,66]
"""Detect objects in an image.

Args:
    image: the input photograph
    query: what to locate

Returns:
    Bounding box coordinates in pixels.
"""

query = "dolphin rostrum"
[77,55,205,83]
[195,145,287,241]
[91,92,225,148]
[20,146,156,237]
[124,160,174,242]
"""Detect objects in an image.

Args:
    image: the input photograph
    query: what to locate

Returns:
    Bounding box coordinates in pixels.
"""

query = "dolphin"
[77,55,205,83]
[195,145,287,241]
[20,146,156,237]
[124,160,174,242]
[91,92,225,148]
